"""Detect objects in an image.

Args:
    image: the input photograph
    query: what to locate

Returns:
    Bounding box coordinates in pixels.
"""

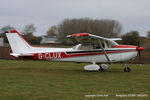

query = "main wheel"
[124,67,131,72]
[99,64,108,71]
[99,67,106,71]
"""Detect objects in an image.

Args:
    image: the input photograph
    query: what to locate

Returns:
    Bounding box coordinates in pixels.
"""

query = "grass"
[0,60,149,100]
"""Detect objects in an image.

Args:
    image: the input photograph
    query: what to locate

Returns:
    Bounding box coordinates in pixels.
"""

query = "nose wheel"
[124,64,131,72]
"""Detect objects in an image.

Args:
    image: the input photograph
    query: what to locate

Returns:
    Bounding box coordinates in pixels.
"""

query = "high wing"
[67,33,122,64]
[67,33,121,44]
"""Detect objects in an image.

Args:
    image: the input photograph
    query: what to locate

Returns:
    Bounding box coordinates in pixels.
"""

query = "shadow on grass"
[2,66,132,75]
[71,69,124,74]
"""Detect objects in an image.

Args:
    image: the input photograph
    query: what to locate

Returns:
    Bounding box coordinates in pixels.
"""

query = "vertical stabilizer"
[6,30,32,53]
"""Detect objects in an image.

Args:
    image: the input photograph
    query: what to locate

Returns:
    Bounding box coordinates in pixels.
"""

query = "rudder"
[6,30,32,53]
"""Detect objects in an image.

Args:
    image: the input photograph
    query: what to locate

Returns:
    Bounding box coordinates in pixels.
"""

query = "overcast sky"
[0,0,150,36]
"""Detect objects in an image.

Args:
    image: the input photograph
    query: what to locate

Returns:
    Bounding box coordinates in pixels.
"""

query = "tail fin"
[6,30,32,53]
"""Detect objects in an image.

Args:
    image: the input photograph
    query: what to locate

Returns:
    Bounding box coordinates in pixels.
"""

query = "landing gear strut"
[123,64,131,72]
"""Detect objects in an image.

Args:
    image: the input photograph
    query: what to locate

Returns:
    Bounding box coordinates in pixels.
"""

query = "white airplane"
[6,29,144,72]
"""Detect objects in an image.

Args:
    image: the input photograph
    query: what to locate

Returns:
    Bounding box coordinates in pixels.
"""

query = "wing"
[67,33,121,64]
[67,33,121,44]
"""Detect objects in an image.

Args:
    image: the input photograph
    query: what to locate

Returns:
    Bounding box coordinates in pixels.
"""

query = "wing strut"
[98,40,111,64]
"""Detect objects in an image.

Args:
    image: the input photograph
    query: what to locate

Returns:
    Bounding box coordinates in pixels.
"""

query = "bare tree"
[0,25,15,43]
[22,24,36,35]
[122,31,140,45]
[47,25,57,36]
[21,24,41,44]
[57,18,122,44]
[147,31,150,39]
[0,25,15,34]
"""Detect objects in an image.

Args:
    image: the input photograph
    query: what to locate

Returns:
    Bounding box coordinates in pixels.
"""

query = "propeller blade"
[138,50,141,64]
[137,41,144,65]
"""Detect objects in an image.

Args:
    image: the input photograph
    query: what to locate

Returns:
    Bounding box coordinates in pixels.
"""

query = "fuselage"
[17,45,138,64]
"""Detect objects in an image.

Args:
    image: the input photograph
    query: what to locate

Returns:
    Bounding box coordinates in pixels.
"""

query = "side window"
[72,44,82,50]
[107,40,118,47]
[93,43,105,49]
[101,43,105,48]
[93,44,100,49]
[80,44,93,50]
[106,41,112,48]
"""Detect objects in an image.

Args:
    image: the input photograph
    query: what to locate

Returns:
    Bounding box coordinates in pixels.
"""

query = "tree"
[57,18,122,44]
[122,31,140,45]
[47,25,57,36]
[0,25,15,34]
[22,24,36,35]
[0,25,15,43]
[147,31,150,39]
[21,24,41,44]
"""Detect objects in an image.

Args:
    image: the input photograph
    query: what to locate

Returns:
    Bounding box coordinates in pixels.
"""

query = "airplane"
[5,29,144,72]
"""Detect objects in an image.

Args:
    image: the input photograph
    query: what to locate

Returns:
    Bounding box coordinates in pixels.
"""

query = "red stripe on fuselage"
[32,49,136,60]
[113,45,137,48]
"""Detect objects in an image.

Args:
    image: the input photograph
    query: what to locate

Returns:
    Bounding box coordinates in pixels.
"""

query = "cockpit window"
[108,40,118,47]
[73,40,118,50]
[73,43,104,50]
[72,44,82,50]
[93,43,104,49]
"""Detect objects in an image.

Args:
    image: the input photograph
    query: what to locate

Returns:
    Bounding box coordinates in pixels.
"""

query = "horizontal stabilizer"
[10,53,34,57]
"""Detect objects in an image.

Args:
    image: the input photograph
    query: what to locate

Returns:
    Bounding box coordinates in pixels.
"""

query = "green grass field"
[0,60,149,100]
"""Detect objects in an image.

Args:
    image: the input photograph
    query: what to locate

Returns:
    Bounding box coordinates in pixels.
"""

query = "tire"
[124,67,131,72]
[99,67,106,71]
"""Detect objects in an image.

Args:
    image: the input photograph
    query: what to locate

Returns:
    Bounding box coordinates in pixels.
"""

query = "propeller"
[136,41,144,65]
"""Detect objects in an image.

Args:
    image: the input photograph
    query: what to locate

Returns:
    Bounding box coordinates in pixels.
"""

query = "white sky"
[0,0,150,36]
